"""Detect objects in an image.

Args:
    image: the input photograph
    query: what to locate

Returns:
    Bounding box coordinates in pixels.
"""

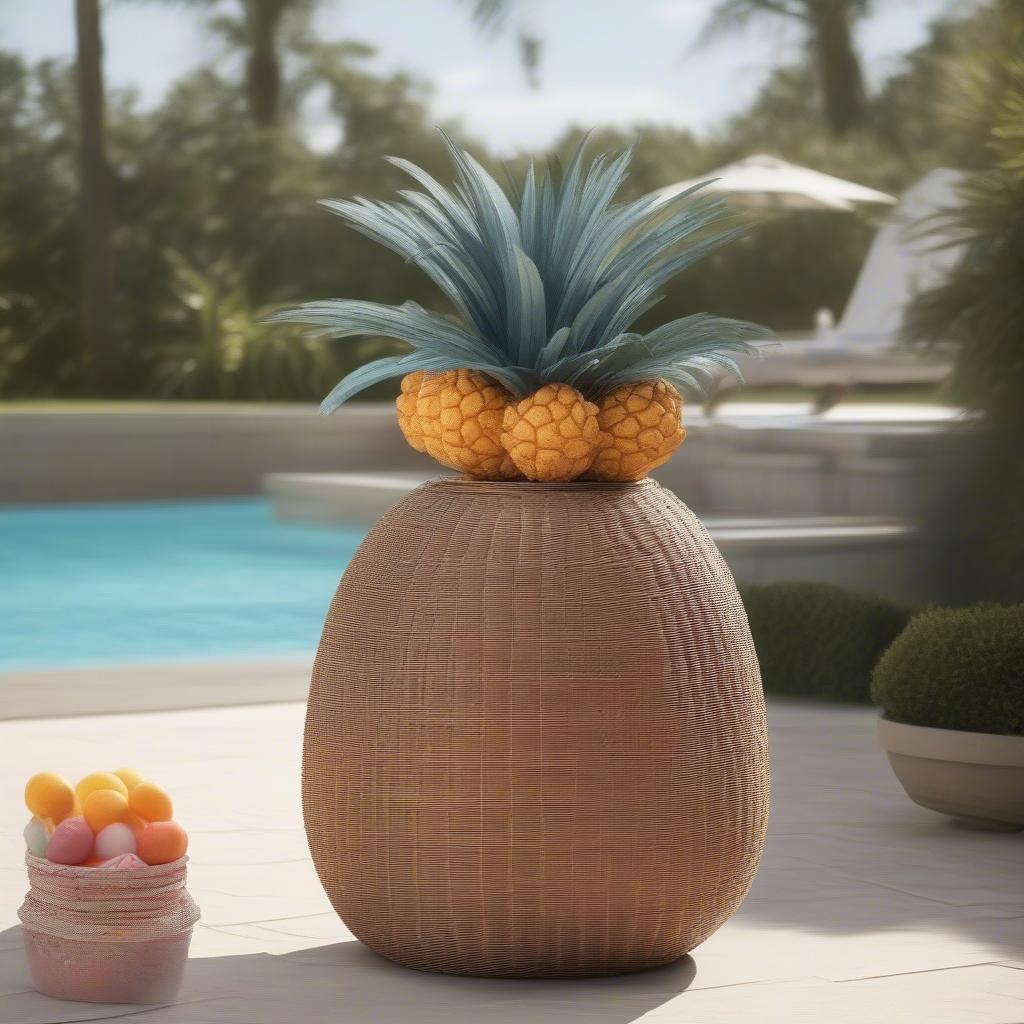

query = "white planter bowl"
[878,717,1024,831]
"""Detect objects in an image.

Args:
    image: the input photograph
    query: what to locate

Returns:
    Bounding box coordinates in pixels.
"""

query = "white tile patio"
[0,700,1020,1022]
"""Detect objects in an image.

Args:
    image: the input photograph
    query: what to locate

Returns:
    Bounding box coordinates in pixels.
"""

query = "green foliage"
[741,581,909,703]
[903,4,1024,427]
[0,41,455,400]
[272,138,767,409]
[871,604,1024,734]
[0,3,987,402]
[902,1,1024,601]
[700,1,872,138]
[870,16,967,169]
[153,251,359,400]
[0,55,85,396]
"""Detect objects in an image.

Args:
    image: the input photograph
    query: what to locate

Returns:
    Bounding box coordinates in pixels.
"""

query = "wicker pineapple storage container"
[303,478,769,977]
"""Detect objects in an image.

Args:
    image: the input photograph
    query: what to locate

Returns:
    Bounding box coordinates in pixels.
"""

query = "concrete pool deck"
[0,699,1021,1022]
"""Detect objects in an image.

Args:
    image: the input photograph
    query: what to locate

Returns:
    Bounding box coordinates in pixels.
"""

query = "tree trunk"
[74,0,116,393]
[809,1,866,137]
[245,42,280,128]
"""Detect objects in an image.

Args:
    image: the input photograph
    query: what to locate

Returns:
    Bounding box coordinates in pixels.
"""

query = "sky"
[1,0,958,155]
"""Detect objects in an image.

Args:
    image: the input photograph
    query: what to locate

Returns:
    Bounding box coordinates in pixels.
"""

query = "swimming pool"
[0,499,364,671]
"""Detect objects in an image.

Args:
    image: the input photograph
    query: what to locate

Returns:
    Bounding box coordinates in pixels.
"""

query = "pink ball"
[94,822,137,860]
[45,817,94,865]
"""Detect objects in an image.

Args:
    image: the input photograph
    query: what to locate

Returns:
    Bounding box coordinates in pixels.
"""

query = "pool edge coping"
[0,656,313,721]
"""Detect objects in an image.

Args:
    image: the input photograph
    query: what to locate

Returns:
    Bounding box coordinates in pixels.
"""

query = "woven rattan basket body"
[303,478,769,977]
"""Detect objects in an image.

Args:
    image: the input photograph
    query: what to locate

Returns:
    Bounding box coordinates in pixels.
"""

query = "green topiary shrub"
[741,581,909,703]
[871,604,1024,735]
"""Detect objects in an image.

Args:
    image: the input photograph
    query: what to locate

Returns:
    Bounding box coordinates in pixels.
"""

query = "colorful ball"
[76,772,128,804]
[83,789,129,832]
[124,812,148,838]
[113,767,146,793]
[46,817,94,865]
[24,817,50,858]
[24,772,75,823]
[130,781,173,822]
[94,822,137,860]
[137,821,188,865]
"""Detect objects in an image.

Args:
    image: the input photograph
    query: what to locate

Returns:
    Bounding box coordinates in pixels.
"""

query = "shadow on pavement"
[0,925,697,1024]
[734,703,1024,956]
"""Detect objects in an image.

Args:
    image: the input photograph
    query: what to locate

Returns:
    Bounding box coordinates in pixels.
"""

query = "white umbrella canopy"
[656,154,897,212]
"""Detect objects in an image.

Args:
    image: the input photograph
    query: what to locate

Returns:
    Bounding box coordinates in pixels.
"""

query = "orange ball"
[130,782,173,822]
[76,772,128,805]
[83,789,129,833]
[113,768,145,793]
[25,773,75,823]
[123,812,148,838]
[137,821,188,865]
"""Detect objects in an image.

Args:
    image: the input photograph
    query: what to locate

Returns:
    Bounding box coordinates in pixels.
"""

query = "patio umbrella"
[656,154,896,212]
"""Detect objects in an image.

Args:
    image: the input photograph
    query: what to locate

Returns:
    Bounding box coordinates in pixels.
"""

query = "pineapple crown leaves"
[271,131,770,413]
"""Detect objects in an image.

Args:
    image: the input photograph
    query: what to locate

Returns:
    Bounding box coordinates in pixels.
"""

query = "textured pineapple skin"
[396,371,427,453]
[437,370,522,480]
[412,372,461,470]
[588,380,687,482]
[501,383,605,482]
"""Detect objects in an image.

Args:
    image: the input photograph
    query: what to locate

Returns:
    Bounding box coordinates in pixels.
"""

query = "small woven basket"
[18,855,199,1004]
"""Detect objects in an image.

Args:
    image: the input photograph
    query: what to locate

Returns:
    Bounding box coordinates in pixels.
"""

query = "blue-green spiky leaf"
[276,134,769,409]
[506,247,547,366]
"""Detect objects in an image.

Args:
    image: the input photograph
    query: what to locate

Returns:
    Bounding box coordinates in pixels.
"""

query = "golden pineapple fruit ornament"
[589,380,687,482]
[413,372,459,470]
[501,383,605,482]
[396,371,427,453]
[438,370,522,480]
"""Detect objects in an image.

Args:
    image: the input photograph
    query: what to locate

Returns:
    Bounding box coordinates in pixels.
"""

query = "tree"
[74,0,116,391]
[870,16,965,166]
[201,0,540,133]
[700,0,871,138]
[205,0,314,129]
[111,42,466,398]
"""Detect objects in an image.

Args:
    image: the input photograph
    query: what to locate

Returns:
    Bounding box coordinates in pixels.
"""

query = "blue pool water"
[0,499,364,670]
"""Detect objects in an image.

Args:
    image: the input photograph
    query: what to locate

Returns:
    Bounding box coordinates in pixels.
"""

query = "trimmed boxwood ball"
[871,604,1024,735]
[741,581,909,703]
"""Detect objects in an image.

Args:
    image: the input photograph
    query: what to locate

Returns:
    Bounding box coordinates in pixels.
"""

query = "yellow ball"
[24,773,75,823]
[130,781,173,822]
[113,767,145,793]
[76,772,129,805]
[83,789,129,833]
